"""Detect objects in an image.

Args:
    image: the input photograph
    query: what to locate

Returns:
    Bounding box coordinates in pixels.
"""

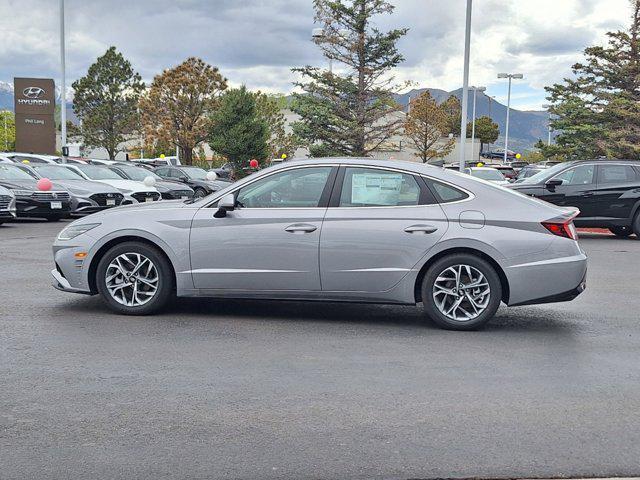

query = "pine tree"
[209,86,269,177]
[139,57,227,165]
[291,0,408,157]
[72,47,144,160]
[254,93,299,160]
[546,0,640,159]
[404,92,454,162]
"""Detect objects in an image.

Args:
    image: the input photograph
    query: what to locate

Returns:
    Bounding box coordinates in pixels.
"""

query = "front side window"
[553,165,595,185]
[339,168,421,207]
[155,168,169,177]
[598,164,638,184]
[236,167,332,208]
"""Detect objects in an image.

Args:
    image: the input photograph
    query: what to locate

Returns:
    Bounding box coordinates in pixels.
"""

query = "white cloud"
[0,0,633,110]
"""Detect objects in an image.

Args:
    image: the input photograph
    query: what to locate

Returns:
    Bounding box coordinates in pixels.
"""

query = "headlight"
[11,189,33,197]
[57,223,101,241]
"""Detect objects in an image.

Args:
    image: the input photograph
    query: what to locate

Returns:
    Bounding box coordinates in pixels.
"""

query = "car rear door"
[595,163,640,221]
[319,166,448,293]
[189,165,337,291]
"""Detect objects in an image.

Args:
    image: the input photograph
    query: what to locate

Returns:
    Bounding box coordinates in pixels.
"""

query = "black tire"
[95,241,175,315]
[193,187,207,198]
[421,253,502,331]
[609,226,633,238]
[632,212,640,239]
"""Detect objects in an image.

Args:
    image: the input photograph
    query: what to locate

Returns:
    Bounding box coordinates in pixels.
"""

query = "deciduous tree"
[291,0,408,157]
[139,57,227,165]
[404,91,454,162]
[467,116,499,154]
[72,47,144,160]
[254,92,299,160]
[0,111,15,151]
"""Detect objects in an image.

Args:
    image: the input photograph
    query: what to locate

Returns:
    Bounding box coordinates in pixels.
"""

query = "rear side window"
[425,178,469,203]
[339,167,421,207]
[155,168,168,176]
[598,164,638,184]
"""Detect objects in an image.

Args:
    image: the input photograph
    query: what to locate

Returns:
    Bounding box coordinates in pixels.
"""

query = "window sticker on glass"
[351,173,403,205]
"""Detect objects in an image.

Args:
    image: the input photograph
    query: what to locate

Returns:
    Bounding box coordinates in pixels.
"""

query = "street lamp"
[60,0,67,158]
[470,86,486,160]
[497,72,523,163]
[458,0,473,172]
[542,103,552,145]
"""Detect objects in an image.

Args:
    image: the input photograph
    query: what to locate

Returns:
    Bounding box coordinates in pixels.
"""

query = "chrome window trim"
[201,163,476,209]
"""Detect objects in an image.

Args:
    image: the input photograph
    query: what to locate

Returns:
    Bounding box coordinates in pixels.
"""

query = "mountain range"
[0,82,549,152]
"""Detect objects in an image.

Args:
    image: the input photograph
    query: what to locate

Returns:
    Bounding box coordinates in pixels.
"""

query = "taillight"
[542,219,578,240]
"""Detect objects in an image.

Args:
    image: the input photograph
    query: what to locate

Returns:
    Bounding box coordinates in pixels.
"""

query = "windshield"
[518,162,567,184]
[115,166,161,181]
[0,164,36,180]
[33,165,84,180]
[77,165,124,180]
[184,167,208,180]
[470,169,505,181]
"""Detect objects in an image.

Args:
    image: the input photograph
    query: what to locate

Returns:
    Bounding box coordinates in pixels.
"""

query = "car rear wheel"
[609,226,633,238]
[421,253,502,331]
[96,242,175,315]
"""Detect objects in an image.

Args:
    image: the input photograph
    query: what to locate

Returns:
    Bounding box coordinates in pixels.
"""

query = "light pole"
[470,86,486,161]
[487,95,495,153]
[458,0,473,172]
[542,103,552,145]
[60,0,67,156]
[497,72,523,163]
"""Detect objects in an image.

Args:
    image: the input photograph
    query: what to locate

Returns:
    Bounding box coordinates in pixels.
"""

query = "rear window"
[598,164,638,184]
[425,178,469,203]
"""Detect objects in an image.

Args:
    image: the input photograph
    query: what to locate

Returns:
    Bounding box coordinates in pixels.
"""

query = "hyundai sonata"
[52,159,587,330]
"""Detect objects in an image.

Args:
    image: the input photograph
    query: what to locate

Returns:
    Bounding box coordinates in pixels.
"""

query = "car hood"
[153,180,194,193]
[46,179,121,196]
[0,178,69,192]
[94,179,159,193]
[191,179,232,190]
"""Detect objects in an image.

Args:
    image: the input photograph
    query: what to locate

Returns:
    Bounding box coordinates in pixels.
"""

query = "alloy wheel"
[105,253,159,307]
[432,264,491,322]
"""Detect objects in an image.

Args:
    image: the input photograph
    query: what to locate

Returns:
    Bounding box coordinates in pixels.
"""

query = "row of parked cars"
[0,153,231,223]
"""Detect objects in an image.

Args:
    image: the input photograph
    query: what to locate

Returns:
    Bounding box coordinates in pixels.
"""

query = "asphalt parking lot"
[1,219,640,480]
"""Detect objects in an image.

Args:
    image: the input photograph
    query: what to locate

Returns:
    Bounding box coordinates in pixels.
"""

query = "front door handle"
[404,224,438,234]
[285,223,318,234]
[581,192,595,197]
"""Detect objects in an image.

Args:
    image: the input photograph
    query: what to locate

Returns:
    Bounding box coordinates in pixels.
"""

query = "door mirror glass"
[214,193,236,218]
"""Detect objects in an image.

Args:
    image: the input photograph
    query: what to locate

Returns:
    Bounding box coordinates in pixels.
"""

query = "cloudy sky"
[0,0,632,110]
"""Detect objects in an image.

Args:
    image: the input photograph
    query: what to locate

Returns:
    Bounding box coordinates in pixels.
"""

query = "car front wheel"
[96,241,175,315]
[421,253,502,331]
[193,187,207,198]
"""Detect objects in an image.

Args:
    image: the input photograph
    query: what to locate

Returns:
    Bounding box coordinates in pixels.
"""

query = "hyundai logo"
[23,87,45,99]
[51,192,58,199]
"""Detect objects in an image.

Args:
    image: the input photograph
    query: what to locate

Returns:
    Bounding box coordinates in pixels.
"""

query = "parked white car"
[464,167,510,186]
[5,153,62,164]
[61,164,161,204]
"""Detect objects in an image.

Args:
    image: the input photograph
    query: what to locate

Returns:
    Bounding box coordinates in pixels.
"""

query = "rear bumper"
[510,271,586,306]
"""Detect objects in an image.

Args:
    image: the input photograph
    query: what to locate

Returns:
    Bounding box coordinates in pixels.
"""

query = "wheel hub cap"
[432,264,491,322]
[105,253,159,307]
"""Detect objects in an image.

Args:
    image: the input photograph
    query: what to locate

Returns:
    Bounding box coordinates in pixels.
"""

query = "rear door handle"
[581,192,595,197]
[404,224,438,234]
[285,223,318,234]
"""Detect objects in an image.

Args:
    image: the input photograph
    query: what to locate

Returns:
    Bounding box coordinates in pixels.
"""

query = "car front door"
[319,166,448,293]
[539,164,597,219]
[189,165,336,291]
[595,163,640,221]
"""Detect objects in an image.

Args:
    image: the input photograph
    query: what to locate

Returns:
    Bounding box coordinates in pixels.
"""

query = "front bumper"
[16,197,71,218]
[51,267,92,294]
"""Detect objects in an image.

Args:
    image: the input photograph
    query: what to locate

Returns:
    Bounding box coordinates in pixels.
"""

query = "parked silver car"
[51,159,587,330]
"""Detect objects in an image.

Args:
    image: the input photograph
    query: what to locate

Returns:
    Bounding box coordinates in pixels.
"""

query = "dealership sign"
[14,78,56,154]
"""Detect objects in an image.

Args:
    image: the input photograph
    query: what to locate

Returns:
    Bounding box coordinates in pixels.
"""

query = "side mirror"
[545,179,563,190]
[214,193,235,218]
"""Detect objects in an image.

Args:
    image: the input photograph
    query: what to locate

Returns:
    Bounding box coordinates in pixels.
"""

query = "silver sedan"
[51,159,587,330]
